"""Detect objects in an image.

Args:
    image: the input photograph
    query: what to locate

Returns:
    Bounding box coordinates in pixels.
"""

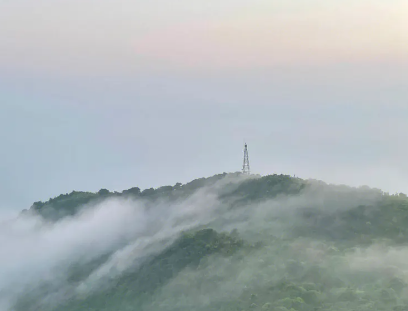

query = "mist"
[1,196,202,308]
[1,174,249,310]
[3,174,407,310]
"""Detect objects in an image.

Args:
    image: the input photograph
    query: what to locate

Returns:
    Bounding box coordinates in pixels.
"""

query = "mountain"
[9,173,408,311]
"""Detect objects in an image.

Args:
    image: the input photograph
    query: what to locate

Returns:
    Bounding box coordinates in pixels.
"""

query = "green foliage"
[28,173,235,220]
[97,188,110,195]
[18,173,408,311]
[51,229,245,311]
[122,187,141,196]
[30,191,97,220]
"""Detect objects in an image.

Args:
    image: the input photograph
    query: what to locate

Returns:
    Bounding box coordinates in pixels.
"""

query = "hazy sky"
[1,0,407,213]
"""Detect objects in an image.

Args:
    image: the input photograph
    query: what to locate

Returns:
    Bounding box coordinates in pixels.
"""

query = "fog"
[2,174,407,310]
[0,175,245,309]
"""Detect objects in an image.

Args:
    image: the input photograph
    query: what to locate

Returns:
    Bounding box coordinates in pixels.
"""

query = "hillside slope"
[11,173,408,311]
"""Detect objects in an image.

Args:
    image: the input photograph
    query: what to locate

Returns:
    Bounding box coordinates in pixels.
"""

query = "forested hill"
[26,173,392,221]
[13,173,408,311]
[26,173,307,221]
[24,172,408,245]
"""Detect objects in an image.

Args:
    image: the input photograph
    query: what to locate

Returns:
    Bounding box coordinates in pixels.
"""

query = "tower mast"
[242,143,250,175]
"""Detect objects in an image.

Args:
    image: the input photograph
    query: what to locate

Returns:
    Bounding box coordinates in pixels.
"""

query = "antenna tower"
[242,143,250,175]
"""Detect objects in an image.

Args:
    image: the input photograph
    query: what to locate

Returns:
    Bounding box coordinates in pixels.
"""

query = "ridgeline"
[15,173,408,311]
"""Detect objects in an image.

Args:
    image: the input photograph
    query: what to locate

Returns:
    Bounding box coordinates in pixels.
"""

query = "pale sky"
[0,0,407,213]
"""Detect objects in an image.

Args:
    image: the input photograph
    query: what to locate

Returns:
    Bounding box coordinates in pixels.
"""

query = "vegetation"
[15,173,408,311]
[28,173,236,220]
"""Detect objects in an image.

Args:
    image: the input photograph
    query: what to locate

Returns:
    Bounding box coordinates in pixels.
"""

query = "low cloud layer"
[1,175,248,310]
[1,175,407,310]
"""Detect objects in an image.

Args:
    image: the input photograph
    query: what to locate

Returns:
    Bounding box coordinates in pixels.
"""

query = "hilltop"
[26,173,306,221]
[10,173,408,311]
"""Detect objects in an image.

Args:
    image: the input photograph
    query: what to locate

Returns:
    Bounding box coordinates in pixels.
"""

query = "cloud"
[1,174,249,310]
[0,174,403,310]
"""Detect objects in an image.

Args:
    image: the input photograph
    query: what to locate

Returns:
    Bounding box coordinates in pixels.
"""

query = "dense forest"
[9,173,408,311]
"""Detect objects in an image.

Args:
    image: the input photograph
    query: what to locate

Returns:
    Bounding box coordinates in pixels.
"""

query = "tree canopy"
[16,173,408,311]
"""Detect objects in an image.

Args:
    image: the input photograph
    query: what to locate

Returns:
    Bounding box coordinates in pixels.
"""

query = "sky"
[0,0,407,213]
